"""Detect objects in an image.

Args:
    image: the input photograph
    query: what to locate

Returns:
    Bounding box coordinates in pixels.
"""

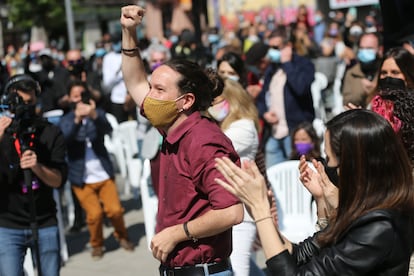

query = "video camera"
[0,92,38,152]
[1,74,42,152]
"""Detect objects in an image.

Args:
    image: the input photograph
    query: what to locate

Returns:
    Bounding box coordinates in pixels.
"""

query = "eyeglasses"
[68,59,83,65]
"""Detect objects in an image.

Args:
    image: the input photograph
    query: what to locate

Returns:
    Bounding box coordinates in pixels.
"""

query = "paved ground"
[59,191,267,276]
[60,196,161,276]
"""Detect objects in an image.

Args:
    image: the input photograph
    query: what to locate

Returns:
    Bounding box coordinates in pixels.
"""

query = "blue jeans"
[0,226,60,276]
[265,135,292,168]
[211,269,233,275]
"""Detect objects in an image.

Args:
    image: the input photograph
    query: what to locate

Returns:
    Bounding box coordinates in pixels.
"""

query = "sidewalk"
[59,182,267,275]
[60,196,160,276]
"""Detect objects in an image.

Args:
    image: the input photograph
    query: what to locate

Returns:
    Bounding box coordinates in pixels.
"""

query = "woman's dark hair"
[318,109,414,247]
[379,47,414,89]
[164,59,224,111]
[217,52,247,87]
[376,87,414,163]
[289,121,321,161]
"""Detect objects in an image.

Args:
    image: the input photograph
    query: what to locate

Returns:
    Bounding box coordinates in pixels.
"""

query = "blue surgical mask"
[357,48,376,63]
[95,48,106,58]
[365,21,374,28]
[314,15,322,23]
[226,75,240,82]
[267,48,281,63]
[170,35,179,44]
[208,34,220,44]
[112,42,122,53]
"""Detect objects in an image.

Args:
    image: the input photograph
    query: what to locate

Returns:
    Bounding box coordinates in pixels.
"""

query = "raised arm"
[120,5,150,107]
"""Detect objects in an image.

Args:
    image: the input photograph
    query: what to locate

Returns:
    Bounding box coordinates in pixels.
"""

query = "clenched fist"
[120,5,146,30]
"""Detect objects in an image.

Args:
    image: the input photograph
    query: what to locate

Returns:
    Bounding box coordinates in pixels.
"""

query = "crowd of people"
[0,2,413,275]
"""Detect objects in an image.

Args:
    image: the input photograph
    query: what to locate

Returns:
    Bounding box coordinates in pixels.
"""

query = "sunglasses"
[68,59,84,65]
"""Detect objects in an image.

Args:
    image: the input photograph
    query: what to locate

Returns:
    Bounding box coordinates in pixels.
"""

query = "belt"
[159,259,230,276]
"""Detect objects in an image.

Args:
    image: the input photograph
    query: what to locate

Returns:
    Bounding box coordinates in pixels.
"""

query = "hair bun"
[204,67,224,100]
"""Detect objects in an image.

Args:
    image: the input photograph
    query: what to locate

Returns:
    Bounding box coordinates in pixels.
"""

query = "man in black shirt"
[0,74,67,276]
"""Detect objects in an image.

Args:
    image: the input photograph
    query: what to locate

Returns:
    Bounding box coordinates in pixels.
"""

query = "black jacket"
[266,209,414,275]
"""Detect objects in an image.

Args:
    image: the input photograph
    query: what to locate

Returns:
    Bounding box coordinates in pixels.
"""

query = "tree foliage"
[7,0,67,34]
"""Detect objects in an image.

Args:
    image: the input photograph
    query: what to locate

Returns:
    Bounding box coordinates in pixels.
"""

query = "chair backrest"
[266,160,316,243]
[311,72,328,122]
[104,113,127,178]
[42,109,64,126]
[140,159,158,250]
[105,113,120,130]
[332,61,346,116]
[118,120,139,160]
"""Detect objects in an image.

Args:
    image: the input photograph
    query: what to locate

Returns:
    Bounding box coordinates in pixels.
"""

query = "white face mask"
[207,100,230,122]
[349,25,363,37]
[226,75,240,82]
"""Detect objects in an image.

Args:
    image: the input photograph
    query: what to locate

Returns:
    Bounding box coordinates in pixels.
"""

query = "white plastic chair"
[53,189,69,264]
[311,72,328,122]
[332,61,346,117]
[118,120,139,159]
[118,120,140,196]
[128,158,142,191]
[104,113,127,180]
[23,248,35,276]
[140,159,158,250]
[42,109,64,126]
[266,160,316,243]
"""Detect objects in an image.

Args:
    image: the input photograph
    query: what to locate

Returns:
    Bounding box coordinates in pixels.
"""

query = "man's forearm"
[121,27,148,107]
[183,203,243,241]
[32,164,62,188]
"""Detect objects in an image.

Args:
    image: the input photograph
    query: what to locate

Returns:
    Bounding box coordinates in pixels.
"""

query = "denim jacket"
[59,108,113,187]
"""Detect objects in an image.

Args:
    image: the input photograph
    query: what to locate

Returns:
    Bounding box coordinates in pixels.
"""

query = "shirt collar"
[164,112,202,145]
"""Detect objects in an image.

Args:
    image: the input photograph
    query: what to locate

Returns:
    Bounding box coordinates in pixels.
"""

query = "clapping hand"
[299,155,339,217]
[214,157,270,218]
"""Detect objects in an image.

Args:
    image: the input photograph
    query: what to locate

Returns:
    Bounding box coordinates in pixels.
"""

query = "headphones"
[3,74,41,96]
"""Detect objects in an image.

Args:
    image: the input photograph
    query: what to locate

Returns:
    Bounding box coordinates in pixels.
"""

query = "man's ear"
[182,93,195,111]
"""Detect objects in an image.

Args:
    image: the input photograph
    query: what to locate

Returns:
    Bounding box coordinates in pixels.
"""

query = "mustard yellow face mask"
[143,94,185,128]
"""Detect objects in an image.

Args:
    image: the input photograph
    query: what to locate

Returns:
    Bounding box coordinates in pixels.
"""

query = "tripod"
[24,168,42,276]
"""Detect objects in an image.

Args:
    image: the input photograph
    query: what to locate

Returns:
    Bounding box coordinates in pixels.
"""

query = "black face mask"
[41,57,55,72]
[324,164,339,187]
[360,58,380,79]
[68,63,85,79]
[377,77,406,91]
[69,102,77,110]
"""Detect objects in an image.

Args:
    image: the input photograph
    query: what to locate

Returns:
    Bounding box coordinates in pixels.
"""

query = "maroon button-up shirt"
[152,112,240,267]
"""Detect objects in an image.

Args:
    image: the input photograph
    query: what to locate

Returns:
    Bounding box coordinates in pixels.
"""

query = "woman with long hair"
[215,109,414,275]
[208,78,263,275]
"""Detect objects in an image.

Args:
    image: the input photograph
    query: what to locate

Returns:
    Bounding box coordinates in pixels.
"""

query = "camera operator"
[0,74,67,276]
